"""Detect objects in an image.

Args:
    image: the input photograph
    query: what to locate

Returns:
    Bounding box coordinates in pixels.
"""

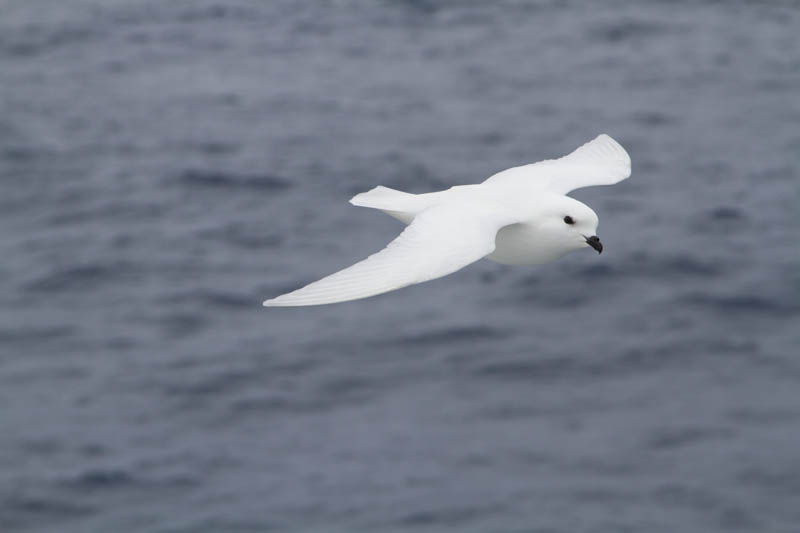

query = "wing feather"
[263,204,515,307]
[483,134,631,194]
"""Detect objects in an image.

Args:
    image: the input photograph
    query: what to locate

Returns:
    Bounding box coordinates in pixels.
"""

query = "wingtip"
[595,133,624,152]
[595,133,631,172]
[262,295,308,307]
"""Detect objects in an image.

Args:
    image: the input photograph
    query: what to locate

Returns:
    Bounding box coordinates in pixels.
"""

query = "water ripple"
[176,170,293,192]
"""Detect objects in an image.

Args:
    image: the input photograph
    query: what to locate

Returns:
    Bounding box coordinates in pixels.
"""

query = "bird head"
[537,195,602,256]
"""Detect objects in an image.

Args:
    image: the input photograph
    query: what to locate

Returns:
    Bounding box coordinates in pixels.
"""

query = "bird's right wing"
[263,204,517,307]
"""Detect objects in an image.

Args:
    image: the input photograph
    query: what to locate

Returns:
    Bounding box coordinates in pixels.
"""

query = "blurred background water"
[1,1,799,532]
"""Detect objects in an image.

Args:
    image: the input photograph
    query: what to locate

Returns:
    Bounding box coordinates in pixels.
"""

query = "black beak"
[586,235,603,254]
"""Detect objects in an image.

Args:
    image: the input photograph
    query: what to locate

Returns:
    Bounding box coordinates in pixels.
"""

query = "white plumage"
[264,134,631,307]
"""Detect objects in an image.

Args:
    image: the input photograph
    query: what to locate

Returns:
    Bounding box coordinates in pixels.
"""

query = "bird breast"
[486,222,567,265]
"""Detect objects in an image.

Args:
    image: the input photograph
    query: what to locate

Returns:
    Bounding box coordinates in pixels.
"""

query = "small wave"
[599,339,759,376]
[47,202,164,226]
[572,252,723,281]
[24,262,142,293]
[159,289,255,310]
[392,325,508,346]
[176,170,293,191]
[55,468,200,492]
[471,338,749,384]
[356,154,449,192]
[190,141,239,155]
[574,263,618,279]
[394,503,506,527]
[679,292,797,316]
[157,311,208,339]
[632,110,674,127]
[162,369,252,397]
[589,19,674,44]
[650,484,760,528]
[645,427,734,451]
[656,255,723,277]
[0,494,95,522]
[0,26,95,58]
[0,325,76,344]
[474,356,576,381]
[316,375,377,403]
[727,407,800,427]
[197,223,283,250]
[1,145,42,162]
[568,487,637,504]
[59,469,135,490]
[738,467,800,496]
[708,206,746,220]
[685,205,749,233]
[650,484,721,511]
[176,4,258,22]
[516,286,589,308]
[229,395,292,415]
[228,393,366,418]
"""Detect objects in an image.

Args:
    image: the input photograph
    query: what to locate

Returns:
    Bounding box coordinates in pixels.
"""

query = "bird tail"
[350,186,417,210]
[350,186,423,224]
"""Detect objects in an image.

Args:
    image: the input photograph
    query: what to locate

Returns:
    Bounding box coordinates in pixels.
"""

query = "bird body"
[264,134,631,307]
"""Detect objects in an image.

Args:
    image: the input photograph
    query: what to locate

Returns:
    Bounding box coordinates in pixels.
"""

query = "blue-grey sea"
[1,1,799,532]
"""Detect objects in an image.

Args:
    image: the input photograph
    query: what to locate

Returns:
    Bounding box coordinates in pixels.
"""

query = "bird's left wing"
[263,204,517,307]
[483,134,631,194]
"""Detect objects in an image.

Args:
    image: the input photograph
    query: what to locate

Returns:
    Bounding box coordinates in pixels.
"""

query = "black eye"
[563,216,575,225]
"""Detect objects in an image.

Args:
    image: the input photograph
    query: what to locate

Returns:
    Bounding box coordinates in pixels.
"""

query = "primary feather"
[482,134,631,194]
[263,204,516,307]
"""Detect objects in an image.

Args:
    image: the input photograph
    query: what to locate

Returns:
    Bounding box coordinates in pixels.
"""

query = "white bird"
[263,134,631,307]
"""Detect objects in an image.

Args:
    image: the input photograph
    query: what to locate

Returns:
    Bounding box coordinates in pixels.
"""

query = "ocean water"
[1,1,799,531]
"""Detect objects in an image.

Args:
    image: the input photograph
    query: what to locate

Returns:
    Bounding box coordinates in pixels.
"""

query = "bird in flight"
[264,134,631,307]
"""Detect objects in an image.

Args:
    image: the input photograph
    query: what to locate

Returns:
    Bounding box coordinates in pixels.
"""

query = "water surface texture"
[1,1,799,532]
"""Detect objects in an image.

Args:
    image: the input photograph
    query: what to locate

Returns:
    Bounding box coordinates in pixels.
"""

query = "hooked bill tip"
[585,235,603,254]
